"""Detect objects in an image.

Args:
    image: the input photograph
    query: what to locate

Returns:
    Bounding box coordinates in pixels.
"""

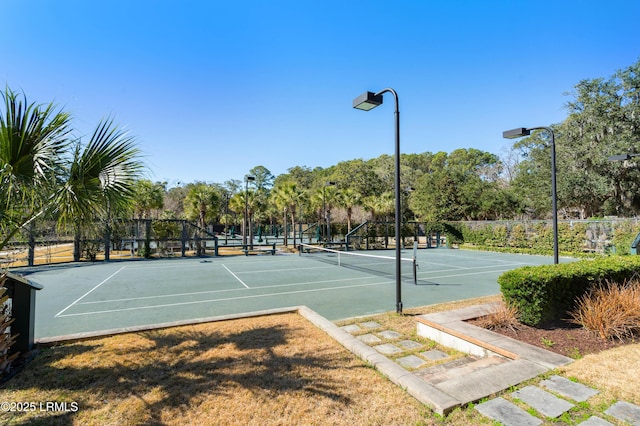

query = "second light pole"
[503,126,558,264]
[243,175,255,249]
[353,89,403,313]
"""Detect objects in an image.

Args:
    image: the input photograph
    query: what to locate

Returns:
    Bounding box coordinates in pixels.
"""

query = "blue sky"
[3,1,639,186]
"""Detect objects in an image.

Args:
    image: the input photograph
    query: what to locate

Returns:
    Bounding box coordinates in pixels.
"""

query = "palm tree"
[219,212,234,243]
[376,192,395,248]
[337,188,362,233]
[56,118,144,261]
[184,183,220,256]
[270,185,289,246]
[272,181,307,247]
[312,185,339,242]
[184,183,220,229]
[229,189,259,248]
[1,87,144,262]
[131,180,165,220]
[0,87,72,252]
[361,192,394,248]
[361,196,378,222]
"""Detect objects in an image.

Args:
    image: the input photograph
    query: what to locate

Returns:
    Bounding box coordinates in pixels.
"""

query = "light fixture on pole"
[608,153,640,162]
[353,88,403,313]
[503,127,559,264]
[243,175,255,248]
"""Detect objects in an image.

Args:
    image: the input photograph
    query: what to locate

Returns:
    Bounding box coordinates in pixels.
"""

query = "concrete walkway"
[318,303,640,423]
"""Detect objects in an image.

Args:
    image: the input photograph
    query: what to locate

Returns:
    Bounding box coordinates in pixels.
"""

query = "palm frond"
[0,87,72,184]
[0,87,72,250]
[56,117,144,227]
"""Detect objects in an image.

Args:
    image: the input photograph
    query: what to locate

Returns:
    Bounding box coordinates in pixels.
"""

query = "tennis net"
[298,243,417,284]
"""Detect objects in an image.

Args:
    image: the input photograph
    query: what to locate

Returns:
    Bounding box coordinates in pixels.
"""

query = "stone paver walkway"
[339,317,640,425]
[476,374,640,425]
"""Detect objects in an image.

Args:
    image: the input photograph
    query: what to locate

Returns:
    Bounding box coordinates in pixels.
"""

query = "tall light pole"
[353,89,403,313]
[503,127,559,264]
[243,175,255,248]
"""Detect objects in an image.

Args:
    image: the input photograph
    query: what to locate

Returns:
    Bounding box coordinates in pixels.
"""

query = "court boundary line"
[421,250,543,265]
[59,266,516,313]
[38,306,303,344]
[423,262,535,274]
[76,275,377,305]
[222,263,250,288]
[419,267,516,280]
[54,265,126,317]
[56,280,391,318]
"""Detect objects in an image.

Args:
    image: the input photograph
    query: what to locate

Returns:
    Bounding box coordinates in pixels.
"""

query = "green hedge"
[498,256,640,326]
[456,220,640,256]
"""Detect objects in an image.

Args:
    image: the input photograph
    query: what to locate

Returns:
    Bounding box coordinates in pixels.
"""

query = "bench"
[241,243,277,256]
[323,241,348,250]
[157,242,183,257]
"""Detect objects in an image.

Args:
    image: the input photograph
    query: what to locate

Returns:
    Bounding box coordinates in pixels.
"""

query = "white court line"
[418,267,515,280]
[55,266,126,317]
[228,265,334,274]
[74,264,511,308]
[222,264,250,288]
[424,261,468,270]
[423,262,534,274]
[77,275,375,305]
[56,280,389,318]
[422,251,540,265]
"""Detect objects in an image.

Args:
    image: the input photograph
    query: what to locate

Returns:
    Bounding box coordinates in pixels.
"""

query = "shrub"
[570,279,640,340]
[611,220,640,255]
[498,256,640,326]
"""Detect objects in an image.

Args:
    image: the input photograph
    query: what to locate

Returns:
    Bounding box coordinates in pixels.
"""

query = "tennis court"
[18,247,565,341]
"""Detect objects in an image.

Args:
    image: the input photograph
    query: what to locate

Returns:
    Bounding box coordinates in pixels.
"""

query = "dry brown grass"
[1,244,135,267]
[5,293,637,425]
[570,279,640,340]
[561,343,640,405]
[1,313,441,425]
[471,299,520,332]
[0,298,511,426]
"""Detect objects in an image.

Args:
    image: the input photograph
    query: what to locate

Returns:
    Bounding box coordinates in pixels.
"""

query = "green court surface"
[17,248,566,340]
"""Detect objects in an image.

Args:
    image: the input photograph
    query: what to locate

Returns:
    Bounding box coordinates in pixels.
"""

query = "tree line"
[3,58,640,253]
[132,59,640,235]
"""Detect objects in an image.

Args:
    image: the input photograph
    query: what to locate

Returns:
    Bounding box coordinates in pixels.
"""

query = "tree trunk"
[249,213,254,250]
[282,209,288,247]
[73,232,81,262]
[290,211,297,247]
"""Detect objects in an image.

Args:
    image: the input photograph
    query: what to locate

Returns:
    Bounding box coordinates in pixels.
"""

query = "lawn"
[1,312,439,425]
[0,296,637,425]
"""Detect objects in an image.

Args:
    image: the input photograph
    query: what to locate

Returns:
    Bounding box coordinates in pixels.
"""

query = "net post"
[413,241,418,285]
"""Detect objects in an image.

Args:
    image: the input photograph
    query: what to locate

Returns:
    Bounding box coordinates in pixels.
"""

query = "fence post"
[104,222,111,261]
[181,221,187,257]
[144,220,151,258]
[28,222,35,267]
